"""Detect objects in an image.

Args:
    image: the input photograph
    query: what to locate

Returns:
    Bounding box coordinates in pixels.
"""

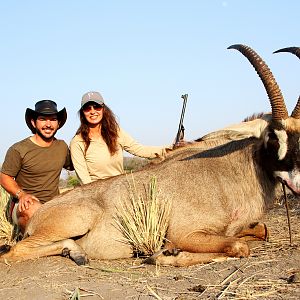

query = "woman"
[70,91,171,184]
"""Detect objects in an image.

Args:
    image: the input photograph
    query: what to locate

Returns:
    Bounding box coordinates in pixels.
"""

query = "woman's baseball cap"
[81,91,105,108]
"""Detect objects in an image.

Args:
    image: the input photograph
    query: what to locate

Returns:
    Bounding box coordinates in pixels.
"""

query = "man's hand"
[18,192,39,212]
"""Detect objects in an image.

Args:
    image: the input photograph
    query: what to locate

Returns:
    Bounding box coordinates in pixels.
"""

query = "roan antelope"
[1,45,300,266]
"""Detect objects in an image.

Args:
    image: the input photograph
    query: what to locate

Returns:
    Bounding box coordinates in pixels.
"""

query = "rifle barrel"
[175,94,188,144]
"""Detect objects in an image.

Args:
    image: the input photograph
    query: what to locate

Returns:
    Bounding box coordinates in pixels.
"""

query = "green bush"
[67,175,80,188]
[124,157,149,172]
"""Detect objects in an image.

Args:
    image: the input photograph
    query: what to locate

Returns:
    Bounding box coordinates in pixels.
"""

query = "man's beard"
[36,127,58,142]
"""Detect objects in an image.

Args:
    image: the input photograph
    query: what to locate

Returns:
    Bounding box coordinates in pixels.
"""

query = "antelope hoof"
[62,247,70,257]
[143,248,181,265]
[61,247,88,265]
[163,248,182,256]
[143,249,165,265]
[0,244,11,255]
[70,251,89,266]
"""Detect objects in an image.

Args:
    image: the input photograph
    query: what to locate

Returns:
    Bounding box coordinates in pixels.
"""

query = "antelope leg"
[145,232,250,266]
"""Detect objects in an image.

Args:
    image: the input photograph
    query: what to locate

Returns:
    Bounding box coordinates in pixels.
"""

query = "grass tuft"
[0,187,14,243]
[114,175,171,257]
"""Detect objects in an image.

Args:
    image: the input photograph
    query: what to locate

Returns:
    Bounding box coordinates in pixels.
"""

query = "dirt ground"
[0,201,299,300]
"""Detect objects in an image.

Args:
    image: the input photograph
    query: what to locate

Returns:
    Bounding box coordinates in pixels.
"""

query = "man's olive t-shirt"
[1,137,72,203]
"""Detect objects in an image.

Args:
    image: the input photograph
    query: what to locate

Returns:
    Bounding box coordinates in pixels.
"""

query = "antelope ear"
[201,114,271,142]
[282,117,300,132]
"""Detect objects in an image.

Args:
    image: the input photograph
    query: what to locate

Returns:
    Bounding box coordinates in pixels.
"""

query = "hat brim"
[81,99,104,108]
[25,108,67,133]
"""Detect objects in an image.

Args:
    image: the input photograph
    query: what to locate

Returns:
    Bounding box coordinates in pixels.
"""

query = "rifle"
[175,94,188,146]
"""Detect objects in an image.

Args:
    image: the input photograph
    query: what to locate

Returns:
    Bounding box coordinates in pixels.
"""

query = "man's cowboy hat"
[25,100,67,133]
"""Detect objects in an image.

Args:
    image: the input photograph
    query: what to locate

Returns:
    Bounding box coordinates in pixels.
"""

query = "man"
[0,100,73,234]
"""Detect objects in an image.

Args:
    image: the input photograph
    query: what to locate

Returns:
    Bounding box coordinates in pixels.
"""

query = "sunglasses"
[82,104,104,112]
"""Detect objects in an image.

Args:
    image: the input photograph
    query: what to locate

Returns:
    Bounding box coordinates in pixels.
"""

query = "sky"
[0,0,299,162]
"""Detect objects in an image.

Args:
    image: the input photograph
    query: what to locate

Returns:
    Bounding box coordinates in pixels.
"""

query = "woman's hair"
[76,104,119,156]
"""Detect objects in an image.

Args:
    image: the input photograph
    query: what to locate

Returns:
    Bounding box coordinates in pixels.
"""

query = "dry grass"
[0,187,14,243]
[0,198,298,299]
[114,175,171,256]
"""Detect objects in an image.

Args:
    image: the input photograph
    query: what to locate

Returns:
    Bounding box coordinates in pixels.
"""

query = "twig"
[68,287,80,300]
[67,287,104,299]
[4,259,11,267]
[282,183,293,245]
[146,285,163,300]
[221,263,246,285]
[217,278,239,299]
[83,265,138,274]
[77,287,104,299]
[128,264,146,269]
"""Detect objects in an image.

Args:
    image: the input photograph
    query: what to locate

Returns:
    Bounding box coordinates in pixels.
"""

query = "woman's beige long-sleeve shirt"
[70,127,168,184]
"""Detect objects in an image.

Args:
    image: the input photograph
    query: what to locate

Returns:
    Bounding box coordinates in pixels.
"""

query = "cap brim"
[81,99,104,108]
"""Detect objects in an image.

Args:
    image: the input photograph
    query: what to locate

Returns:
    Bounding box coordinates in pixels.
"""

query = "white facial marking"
[274,129,288,160]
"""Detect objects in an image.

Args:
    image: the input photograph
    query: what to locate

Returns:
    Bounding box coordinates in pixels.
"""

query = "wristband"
[15,189,24,199]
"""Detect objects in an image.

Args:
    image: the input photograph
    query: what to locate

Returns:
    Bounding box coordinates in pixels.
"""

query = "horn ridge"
[228,44,288,121]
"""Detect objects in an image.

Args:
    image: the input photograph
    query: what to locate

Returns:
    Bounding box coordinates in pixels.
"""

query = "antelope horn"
[228,44,288,121]
[273,47,300,59]
[274,47,300,119]
[291,96,300,119]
